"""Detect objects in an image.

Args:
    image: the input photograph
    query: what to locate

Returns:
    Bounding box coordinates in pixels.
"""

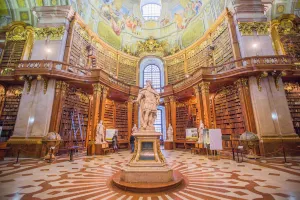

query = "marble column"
[31,6,74,62]
[249,75,299,156]
[8,79,56,157]
[235,78,256,133]
[169,96,177,141]
[49,81,68,133]
[89,83,102,155]
[199,82,211,128]
[232,0,275,58]
[127,96,134,141]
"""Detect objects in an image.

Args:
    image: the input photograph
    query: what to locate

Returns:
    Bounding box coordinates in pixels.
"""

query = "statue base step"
[112,170,184,193]
[95,143,109,155]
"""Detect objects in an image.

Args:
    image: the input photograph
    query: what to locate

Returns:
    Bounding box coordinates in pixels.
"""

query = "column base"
[7,137,44,158]
[259,136,300,157]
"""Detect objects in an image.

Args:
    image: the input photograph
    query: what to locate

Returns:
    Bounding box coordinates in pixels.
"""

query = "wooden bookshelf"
[284,82,300,135]
[59,87,90,148]
[115,101,128,140]
[104,99,115,129]
[0,40,25,68]
[0,86,22,139]
[213,85,245,135]
[176,103,188,140]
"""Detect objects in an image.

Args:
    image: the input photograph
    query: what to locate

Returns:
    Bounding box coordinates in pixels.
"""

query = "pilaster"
[100,86,109,121]
[235,78,256,133]
[49,81,69,133]
[193,85,204,124]
[89,83,102,155]
[127,96,134,140]
[169,96,177,141]
[199,82,211,128]
[164,97,171,130]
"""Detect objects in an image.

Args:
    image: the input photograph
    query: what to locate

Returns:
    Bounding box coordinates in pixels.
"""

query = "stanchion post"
[16,148,21,164]
[283,146,287,163]
[70,148,74,162]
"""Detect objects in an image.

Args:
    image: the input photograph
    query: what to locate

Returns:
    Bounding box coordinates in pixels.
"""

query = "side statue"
[96,120,106,144]
[132,124,138,134]
[197,120,204,143]
[134,80,160,131]
[166,123,173,141]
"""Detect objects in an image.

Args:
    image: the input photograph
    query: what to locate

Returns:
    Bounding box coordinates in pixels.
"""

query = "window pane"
[143,64,161,92]
[142,4,161,21]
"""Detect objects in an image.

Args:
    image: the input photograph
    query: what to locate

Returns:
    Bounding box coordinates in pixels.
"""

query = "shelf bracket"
[37,75,48,94]
[272,71,286,91]
[256,72,268,92]
[19,75,33,94]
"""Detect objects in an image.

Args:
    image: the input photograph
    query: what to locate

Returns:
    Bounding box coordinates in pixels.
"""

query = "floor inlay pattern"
[0,150,299,200]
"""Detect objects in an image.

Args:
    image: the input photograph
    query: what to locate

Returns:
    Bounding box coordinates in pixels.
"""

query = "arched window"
[143,64,161,92]
[141,4,161,21]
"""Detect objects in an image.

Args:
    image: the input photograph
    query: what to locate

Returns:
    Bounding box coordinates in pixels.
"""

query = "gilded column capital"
[235,78,248,88]
[92,83,102,93]
[128,95,135,103]
[169,95,177,103]
[101,85,109,98]
[199,82,210,94]
[56,81,69,91]
[164,97,170,104]
[193,85,201,94]
[238,22,270,36]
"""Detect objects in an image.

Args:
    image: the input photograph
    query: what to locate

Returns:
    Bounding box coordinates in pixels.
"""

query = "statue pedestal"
[164,141,174,150]
[112,130,183,192]
[95,143,109,155]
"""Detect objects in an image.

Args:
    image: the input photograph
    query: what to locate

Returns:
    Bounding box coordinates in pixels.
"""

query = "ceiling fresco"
[0,0,299,55]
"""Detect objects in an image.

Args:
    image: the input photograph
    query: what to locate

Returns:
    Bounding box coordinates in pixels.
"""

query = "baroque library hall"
[0,0,300,199]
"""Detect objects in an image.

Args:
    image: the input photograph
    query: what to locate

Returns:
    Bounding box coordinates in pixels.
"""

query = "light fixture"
[252,43,258,49]
[45,48,52,53]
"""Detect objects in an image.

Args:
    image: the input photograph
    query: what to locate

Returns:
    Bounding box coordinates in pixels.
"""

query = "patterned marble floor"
[0,150,300,200]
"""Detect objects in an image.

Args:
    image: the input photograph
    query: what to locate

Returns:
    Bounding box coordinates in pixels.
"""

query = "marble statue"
[134,80,160,130]
[166,124,173,141]
[96,120,106,144]
[197,120,204,143]
[132,124,138,134]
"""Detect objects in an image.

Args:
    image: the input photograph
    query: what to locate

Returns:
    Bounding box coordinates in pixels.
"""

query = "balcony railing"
[172,55,299,92]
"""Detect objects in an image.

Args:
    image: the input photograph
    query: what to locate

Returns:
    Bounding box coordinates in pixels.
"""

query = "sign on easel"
[106,129,118,141]
[209,129,223,150]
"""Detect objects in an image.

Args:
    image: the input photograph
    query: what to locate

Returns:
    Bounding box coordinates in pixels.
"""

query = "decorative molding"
[256,72,268,92]
[34,26,65,40]
[272,71,286,91]
[19,75,33,94]
[284,82,299,92]
[6,23,34,41]
[92,83,102,93]
[199,82,210,94]
[37,75,48,94]
[238,22,270,36]
[0,68,15,75]
[169,96,177,103]
[136,37,168,57]
[6,86,23,97]
[235,78,248,88]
